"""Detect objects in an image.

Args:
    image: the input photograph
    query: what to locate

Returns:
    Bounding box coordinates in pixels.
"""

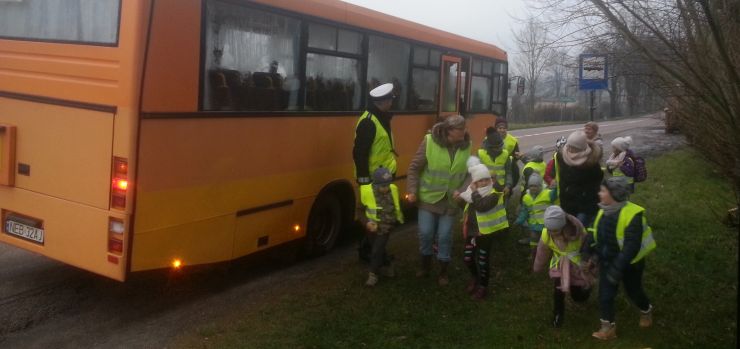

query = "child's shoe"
[592,320,617,340]
[639,305,654,328]
[365,272,378,287]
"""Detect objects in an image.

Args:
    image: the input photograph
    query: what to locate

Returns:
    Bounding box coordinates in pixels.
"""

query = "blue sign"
[579,54,608,90]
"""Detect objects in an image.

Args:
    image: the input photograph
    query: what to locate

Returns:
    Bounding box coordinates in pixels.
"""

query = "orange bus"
[0,0,508,281]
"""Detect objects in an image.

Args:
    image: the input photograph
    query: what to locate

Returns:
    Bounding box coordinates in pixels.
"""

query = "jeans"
[599,259,651,322]
[417,208,455,262]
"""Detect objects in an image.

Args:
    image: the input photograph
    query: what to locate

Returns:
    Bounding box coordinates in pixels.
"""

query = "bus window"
[367,36,411,111]
[305,23,363,111]
[202,0,302,111]
[0,0,120,45]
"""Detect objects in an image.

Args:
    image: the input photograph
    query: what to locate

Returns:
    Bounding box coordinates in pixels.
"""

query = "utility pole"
[589,90,595,121]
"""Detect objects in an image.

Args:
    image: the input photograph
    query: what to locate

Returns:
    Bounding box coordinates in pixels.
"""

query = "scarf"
[598,201,627,216]
[606,151,626,170]
[561,145,592,167]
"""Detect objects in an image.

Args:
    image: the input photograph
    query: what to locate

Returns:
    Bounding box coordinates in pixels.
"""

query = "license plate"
[4,219,44,244]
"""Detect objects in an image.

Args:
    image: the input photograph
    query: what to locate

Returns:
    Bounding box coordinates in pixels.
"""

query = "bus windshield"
[0,0,120,45]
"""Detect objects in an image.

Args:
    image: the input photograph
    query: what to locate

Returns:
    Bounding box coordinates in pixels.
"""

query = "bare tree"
[513,17,555,122]
[529,0,740,206]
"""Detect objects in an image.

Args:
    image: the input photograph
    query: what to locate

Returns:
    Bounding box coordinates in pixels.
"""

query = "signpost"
[579,54,608,121]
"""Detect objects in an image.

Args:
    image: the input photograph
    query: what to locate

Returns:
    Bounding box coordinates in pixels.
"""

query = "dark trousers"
[463,233,495,287]
[367,233,390,274]
[599,259,651,322]
[553,279,591,316]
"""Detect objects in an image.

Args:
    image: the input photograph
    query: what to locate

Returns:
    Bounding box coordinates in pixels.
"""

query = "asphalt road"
[0,114,665,348]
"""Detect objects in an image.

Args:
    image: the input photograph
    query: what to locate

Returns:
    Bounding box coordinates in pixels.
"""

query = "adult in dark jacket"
[553,130,603,226]
[353,83,397,184]
[582,177,655,340]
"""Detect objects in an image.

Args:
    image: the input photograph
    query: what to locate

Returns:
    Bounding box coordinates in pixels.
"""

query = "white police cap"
[369,83,394,100]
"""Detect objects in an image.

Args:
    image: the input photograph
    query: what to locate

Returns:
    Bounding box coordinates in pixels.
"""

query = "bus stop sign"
[579,54,608,90]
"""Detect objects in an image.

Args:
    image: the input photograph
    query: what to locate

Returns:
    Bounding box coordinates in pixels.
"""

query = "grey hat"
[372,167,394,186]
[544,206,567,230]
[604,176,631,202]
[527,172,543,188]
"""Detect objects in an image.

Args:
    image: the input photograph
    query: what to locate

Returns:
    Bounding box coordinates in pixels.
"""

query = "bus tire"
[304,193,342,257]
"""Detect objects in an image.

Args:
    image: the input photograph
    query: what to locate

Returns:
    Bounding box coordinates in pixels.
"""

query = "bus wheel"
[304,194,342,256]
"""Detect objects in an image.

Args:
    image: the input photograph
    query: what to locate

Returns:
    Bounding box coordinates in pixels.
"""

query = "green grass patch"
[178,148,737,348]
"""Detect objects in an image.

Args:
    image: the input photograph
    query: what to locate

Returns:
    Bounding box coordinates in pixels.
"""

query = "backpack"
[631,154,648,182]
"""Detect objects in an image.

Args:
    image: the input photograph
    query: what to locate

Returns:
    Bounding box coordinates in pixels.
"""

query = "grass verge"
[176,148,737,349]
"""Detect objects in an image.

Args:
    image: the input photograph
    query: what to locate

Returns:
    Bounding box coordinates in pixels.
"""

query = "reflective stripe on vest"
[465,190,509,234]
[360,184,404,224]
[355,111,397,175]
[591,202,656,264]
[478,148,509,186]
[419,134,470,205]
[540,228,582,269]
[522,189,553,225]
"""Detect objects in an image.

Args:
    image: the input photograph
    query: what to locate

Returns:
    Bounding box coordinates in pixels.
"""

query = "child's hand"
[469,182,478,191]
[366,221,378,233]
[452,190,461,199]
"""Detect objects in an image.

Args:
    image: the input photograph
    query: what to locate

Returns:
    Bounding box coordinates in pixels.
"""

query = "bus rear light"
[107,255,119,264]
[108,236,124,254]
[109,217,125,234]
[111,157,129,209]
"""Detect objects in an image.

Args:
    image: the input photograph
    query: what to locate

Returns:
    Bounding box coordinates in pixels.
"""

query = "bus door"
[438,55,463,119]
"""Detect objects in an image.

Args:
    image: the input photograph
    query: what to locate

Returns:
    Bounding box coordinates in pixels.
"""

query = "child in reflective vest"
[458,158,507,300]
[533,205,595,328]
[515,173,558,254]
[359,167,404,287]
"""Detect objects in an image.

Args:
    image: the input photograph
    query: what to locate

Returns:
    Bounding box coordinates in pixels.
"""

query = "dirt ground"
[0,121,686,349]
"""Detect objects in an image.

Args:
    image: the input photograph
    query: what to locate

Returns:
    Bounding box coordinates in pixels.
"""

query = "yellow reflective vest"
[419,134,470,205]
[354,111,397,175]
[541,228,583,269]
[360,184,404,224]
[465,189,508,234]
[590,202,656,264]
[478,148,509,186]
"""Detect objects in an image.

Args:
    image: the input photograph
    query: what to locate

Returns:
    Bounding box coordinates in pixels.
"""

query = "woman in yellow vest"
[533,205,594,328]
[358,168,404,287]
[458,161,508,300]
[583,177,656,340]
[407,115,471,286]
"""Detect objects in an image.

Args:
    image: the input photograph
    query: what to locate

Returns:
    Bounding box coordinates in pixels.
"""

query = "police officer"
[354,83,398,262]
[353,83,398,184]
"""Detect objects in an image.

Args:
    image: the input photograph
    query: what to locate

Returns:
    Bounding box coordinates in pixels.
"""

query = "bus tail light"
[111,157,128,209]
[108,217,125,256]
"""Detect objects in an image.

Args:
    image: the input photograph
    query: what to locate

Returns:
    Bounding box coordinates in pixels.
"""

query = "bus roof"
[251,0,507,61]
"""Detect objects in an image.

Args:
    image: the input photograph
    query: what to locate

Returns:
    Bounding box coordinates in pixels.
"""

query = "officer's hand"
[503,187,511,196]
[366,221,378,233]
[406,193,417,203]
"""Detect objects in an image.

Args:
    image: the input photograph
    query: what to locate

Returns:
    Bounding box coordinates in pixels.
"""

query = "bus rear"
[0,0,150,281]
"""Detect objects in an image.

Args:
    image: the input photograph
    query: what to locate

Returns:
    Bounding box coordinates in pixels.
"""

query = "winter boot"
[592,320,617,340]
[416,255,432,278]
[471,286,488,300]
[365,272,378,287]
[639,305,654,328]
[437,261,449,286]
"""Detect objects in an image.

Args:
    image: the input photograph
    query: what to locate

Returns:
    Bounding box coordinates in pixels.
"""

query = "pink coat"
[533,214,597,291]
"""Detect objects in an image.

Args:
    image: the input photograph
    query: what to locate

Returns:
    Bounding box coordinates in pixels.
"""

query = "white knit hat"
[611,136,632,151]
[469,164,491,182]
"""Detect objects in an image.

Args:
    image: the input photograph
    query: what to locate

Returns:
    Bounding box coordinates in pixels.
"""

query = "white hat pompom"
[467,156,482,169]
